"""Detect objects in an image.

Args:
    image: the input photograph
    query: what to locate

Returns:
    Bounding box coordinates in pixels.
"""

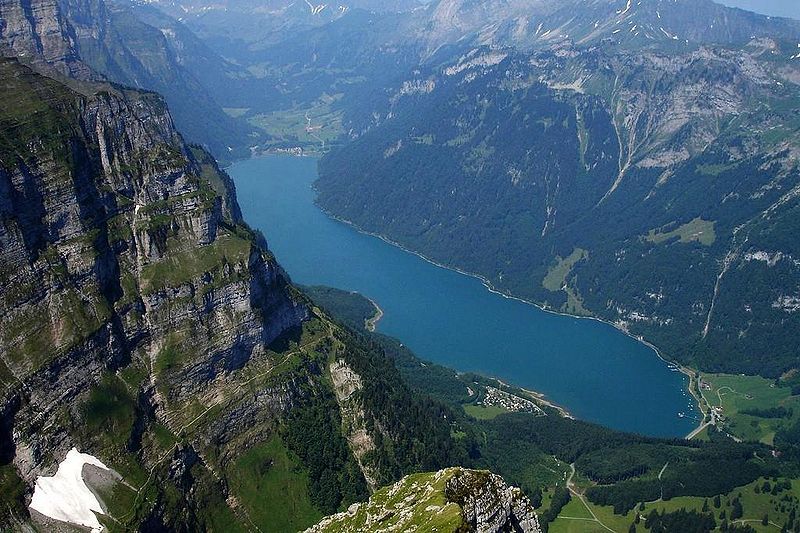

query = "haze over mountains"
[2,0,800,531]
[719,0,800,20]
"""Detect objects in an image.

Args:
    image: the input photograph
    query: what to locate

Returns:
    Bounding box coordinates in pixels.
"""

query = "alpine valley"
[2,0,800,532]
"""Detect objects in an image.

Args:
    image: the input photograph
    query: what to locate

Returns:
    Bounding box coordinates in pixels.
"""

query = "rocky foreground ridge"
[305,467,542,533]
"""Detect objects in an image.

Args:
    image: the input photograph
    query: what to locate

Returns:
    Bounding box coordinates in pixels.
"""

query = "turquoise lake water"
[230,155,698,437]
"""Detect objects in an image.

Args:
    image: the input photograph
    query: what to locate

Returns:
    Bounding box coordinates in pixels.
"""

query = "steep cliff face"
[0,0,92,77]
[305,468,543,533]
[0,51,309,510]
[0,53,476,529]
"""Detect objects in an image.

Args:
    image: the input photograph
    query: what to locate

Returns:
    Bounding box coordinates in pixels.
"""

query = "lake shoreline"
[228,154,699,438]
[365,297,384,332]
[316,200,703,438]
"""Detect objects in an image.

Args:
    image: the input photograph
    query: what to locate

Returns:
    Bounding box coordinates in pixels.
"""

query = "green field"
[222,107,250,118]
[646,217,716,246]
[543,248,588,291]
[699,373,800,445]
[553,477,800,532]
[463,404,509,420]
[542,248,590,315]
[248,94,344,150]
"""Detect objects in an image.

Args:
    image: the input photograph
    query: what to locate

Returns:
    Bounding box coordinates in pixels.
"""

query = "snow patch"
[744,250,800,267]
[304,0,327,15]
[30,448,111,533]
[660,27,678,40]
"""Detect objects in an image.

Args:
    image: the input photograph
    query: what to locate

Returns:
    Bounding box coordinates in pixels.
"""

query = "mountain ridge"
[312,0,800,376]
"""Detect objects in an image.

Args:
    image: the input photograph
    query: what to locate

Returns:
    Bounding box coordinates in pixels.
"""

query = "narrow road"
[564,463,616,533]
[686,421,712,440]
[658,462,668,480]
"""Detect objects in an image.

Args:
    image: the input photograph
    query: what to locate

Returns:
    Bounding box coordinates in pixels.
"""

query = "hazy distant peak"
[419,0,800,51]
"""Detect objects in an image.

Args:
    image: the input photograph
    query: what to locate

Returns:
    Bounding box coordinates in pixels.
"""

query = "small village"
[476,386,546,416]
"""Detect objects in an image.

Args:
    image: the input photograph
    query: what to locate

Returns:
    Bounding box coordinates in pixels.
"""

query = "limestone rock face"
[446,469,542,533]
[305,467,543,533]
[0,0,92,78]
[0,56,307,486]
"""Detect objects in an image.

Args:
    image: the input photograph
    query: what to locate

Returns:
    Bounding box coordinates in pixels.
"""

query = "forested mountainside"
[0,0,257,158]
[312,0,800,377]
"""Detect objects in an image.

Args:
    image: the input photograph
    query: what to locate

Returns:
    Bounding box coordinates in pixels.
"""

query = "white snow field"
[29,448,111,532]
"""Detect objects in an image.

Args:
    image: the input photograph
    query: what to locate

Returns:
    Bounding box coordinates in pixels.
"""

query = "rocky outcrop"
[329,359,380,490]
[305,467,542,533]
[445,469,542,533]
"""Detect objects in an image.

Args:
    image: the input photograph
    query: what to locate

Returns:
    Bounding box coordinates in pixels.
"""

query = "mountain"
[0,0,259,159]
[414,0,800,51]
[138,0,424,51]
[0,47,787,529]
[313,0,800,377]
[0,2,486,529]
[0,30,471,530]
[5,0,800,530]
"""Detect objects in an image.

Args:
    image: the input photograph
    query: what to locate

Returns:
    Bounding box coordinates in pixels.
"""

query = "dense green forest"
[301,285,379,331]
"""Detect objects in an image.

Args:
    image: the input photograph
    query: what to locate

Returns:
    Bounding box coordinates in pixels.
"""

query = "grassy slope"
[646,218,717,247]
[463,404,509,420]
[542,248,590,315]
[308,470,465,532]
[225,436,322,532]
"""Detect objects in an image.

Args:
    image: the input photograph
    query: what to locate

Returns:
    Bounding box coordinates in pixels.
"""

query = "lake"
[230,155,698,437]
